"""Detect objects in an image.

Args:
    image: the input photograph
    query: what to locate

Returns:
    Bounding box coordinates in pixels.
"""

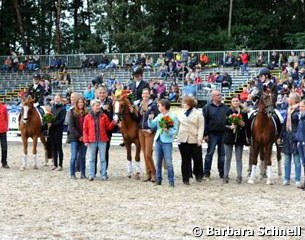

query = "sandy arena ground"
[0,142,305,240]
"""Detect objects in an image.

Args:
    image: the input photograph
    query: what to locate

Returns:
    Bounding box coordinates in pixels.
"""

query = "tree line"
[1,0,305,55]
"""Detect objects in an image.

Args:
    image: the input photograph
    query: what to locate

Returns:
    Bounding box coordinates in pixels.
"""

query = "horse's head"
[113,90,133,122]
[259,87,275,117]
[21,96,35,124]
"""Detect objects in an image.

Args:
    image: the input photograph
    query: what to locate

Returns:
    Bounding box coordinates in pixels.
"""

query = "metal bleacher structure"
[0,67,259,106]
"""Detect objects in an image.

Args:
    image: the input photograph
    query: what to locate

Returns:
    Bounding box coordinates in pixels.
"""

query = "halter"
[114,98,132,122]
[258,91,275,117]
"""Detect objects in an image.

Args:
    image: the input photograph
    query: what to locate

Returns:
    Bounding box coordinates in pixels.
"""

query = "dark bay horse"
[248,88,279,185]
[19,96,49,170]
[113,91,141,179]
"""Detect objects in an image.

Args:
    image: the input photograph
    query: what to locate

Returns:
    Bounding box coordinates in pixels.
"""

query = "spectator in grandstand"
[207,72,216,83]
[224,51,236,67]
[148,99,178,187]
[188,53,198,69]
[92,73,104,86]
[81,55,90,69]
[239,87,249,103]
[49,57,58,71]
[106,55,119,69]
[165,47,174,64]
[288,51,299,65]
[176,62,189,81]
[68,97,88,180]
[10,50,19,72]
[98,54,109,70]
[27,74,45,106]
[138,53,146,68]
[199,53,209,67]
[299,52,305,67]
[156,79,166,99]
[168,85,179,102]
[106,75,117,94]
[202,90,229,180]
[159,62,170,79]
[223,96,248,184]
[130,67,149,101]
[49,94,67,171]
[255,51,265,67]
[278,92,301,187]
[84,84,95,105]
[83,99,116,181]
[134,88,159,182]
[235,52,242,70]
[1,57,11,72]
[221,72,232,91]
[0,101,9,169]
[182,78,196,97]
[279,53,288,70]
[177,96,204,185]
[124,54,132,68]
[269,51,279,69]
[144,55,154,71]
[154,54,165,69]
[241,49,250,75]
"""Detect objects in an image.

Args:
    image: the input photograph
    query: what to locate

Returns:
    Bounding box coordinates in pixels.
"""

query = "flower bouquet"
[42,113,56,125]
[159,115,174,133]
[227,113,243,140]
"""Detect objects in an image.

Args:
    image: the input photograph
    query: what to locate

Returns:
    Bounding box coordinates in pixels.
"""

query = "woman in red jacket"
[0,102,9,168]
[83,99,116,181]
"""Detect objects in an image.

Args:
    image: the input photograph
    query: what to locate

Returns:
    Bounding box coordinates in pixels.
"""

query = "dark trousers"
[50,131,64,167]
[0,133,7,165]
[95,140,111,175]
[203,134,225,177]
[178,143,203,181]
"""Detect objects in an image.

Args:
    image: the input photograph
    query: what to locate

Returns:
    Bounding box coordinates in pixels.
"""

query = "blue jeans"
[70,140,87,177]
[224,144,243,178]
[89,142,107,178]
[241,63,249,75]
[203,134,225,177]
[284,153,301,182]
[297,142,305,166]
[155,140,175,184]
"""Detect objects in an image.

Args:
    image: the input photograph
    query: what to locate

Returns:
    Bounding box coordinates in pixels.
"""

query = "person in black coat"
[49,94,67,171]
[27,74,45,106]
[130,67,149,101]
[223,96,249,184]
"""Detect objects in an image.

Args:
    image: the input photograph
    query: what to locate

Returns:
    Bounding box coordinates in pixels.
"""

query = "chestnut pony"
[113,90,141,179]
[248,87,280,185]
[19,96,49,170]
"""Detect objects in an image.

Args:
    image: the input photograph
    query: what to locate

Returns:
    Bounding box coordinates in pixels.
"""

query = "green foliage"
[1,0,305,54]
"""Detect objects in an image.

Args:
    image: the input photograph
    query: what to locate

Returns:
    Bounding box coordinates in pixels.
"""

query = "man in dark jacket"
[130,67,149,101]
[202,90,229,179]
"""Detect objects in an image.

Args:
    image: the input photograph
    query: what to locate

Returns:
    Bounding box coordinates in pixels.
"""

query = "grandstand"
[0,67,259,106]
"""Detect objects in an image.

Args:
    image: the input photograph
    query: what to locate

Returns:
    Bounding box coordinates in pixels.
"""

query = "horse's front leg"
[259,147,267,179]
[248,144,260,184]
[125,142,133,178]
[40,134,48,166]
[134,138,141,180]
[20,135,28,170]
[32,136,38,169]
[265,144,273,185]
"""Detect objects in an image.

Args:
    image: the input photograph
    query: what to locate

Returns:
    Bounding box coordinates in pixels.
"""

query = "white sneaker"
[283,180,290,185]
[56,166,62,171]
[296,181,301,188]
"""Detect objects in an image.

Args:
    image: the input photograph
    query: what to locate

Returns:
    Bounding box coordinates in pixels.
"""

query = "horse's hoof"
[134,173,140,180]
[247,178,255,184]
[33,165,38,170]
[20,165,26,171]
[266,179,273,185]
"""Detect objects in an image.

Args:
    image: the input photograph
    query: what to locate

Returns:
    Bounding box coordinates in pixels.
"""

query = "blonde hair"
[289,92,301,104]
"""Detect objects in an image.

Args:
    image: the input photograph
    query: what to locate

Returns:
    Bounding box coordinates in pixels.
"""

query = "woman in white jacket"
[177,96,204,185]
